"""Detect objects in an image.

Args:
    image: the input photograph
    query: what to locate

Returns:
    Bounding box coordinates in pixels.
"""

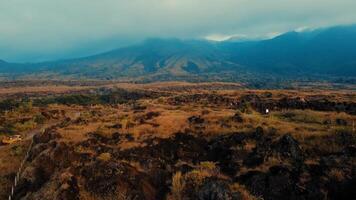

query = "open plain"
[0,81,355,200]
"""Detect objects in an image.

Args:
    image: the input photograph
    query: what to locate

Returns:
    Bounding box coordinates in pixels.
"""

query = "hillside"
[222,25,356,76]
[43,39,244,80]
[0,25,356,82]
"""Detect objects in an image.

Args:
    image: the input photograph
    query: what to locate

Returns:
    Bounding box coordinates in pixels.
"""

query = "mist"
[1,0,356,62]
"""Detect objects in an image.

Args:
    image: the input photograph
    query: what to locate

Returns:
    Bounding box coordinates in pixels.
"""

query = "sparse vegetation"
[0,81,354,200]
[171,172,185,200]
[97,153,112,161]
[230,183,259,200]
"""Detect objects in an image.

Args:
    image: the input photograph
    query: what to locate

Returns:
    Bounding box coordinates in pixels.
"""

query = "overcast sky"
[1,0,356,62]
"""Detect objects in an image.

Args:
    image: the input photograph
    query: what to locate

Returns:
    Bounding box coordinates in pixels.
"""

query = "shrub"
[329,169,345,182]
[97,153,112,161]
[277,110,323,124]
[172,171,185,200]
[0,99,20,113]
[34,114,46,124]
[230,183,259,200]
[11,146,24,156]
[18,101,33,113]
[0,123,16,135]
[239,103,254,114]
[199,161,218,174]
[185,162,219,187]
[14,120,36,132]
[170,162,227,200]
[186,170,211,186]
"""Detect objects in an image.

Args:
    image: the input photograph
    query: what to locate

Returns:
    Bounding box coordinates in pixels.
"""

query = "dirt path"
[0,109,82,150]
[0,120,60,151]
[0,112,82,199]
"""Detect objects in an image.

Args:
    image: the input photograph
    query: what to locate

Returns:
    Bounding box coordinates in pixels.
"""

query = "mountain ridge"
[1,25,356,82]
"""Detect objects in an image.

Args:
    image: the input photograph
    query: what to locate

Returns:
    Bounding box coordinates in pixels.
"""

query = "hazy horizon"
[1,0,356,62]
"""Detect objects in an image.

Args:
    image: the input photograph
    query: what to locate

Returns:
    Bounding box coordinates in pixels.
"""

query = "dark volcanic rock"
[55,172,80,200]
[81,160,156,199]
[253,126,264,139]
[207,133,247,176]
[188,116,205,124]
[197,178,234,200]
[232,112,243,123]
[244,134,304,168]
[272,134,304,164]
[239,166,300,200]
[33,130,61,144]
[121,133,209,166]
[13,124,356,200]
[336,118,348,126]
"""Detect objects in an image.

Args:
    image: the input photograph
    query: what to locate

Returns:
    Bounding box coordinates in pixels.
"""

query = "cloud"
[205,34,247,42]
[0,0,356,62]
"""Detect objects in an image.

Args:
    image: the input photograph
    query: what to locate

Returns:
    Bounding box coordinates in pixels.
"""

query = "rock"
[243,134,304,169]
[29,143,50,161]
[73,117,88,125]
[197,178,234,200]
[81,160,156,199]
[87,132,110,144]
[55,172,79,200]
[273,134,304,164]
[253,126,264,139]
[326,175,356,200]
[125,133,134,141]
[188,116,205,124]
[110,123,122,129]
[111,132,121,143]
[238,170,267,197]
[145,111,160,120]
[243,154,264,167]
[323,119,332,125]
[243,136,273,167]
[336,118,348,126]
[51,142,77,168]
[232,112,243,123]
[33,130,61,144]
[239,166,300,200]
[266,166,298,200]
[343,145,356,157]
[336,131,355,146]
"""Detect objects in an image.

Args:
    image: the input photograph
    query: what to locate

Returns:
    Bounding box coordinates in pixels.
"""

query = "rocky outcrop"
[197,178,235,200]
[81,160,156,199]
[13,127,356,200]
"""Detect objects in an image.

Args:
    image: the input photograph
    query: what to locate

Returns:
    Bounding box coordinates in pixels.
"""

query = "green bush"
[34,114,46,124]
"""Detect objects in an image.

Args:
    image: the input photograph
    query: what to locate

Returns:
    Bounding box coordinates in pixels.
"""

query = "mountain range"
[1,25,356,82]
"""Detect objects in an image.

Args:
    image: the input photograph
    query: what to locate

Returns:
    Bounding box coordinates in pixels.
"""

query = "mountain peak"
[273,31,300,40]
[0,59,7,66]
[1,25,355,80]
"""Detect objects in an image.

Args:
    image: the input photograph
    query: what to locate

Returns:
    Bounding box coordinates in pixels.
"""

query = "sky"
[1,0,356,62]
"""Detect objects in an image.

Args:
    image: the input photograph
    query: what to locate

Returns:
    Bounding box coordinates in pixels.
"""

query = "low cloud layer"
[1,0,356,62]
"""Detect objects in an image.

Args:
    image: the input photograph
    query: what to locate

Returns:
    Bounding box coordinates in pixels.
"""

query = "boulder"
[197,178,234,200]
[33,130,61,144]
[81,160,156,199]
[272,134,304,164]
[188,116,205,124]
[55,172,79,200]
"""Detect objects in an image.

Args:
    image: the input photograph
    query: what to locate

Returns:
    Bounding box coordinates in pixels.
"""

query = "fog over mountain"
[1,0,356,62]
[0,25,355,82]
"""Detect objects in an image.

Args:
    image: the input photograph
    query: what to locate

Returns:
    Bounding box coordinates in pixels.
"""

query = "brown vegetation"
[0,81,355,200]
